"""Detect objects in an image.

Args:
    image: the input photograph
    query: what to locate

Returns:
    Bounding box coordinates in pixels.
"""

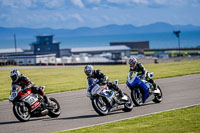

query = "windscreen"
[87,78,95,87]
[11,84,20,92]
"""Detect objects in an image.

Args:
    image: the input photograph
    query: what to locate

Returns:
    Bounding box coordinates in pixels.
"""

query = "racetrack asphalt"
[0,74,200,133]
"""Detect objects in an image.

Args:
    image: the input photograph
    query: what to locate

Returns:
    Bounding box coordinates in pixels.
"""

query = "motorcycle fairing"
[127,73,149,103]
[19,89,41,112]
[100,86,114,100]
[30,100,41,112]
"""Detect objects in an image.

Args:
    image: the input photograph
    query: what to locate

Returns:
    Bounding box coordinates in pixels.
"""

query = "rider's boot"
[118,89,128,101]
[43,95,53,108]
[152,83,157,90]
[149,79,157,90]
[111,83,128,101]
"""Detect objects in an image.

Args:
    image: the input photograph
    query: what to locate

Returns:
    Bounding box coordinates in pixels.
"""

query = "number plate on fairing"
[22,94,38,106]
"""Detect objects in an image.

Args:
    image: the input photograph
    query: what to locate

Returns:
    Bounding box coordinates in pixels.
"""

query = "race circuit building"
[70,45,131,60]
[30,35,60,57]
[110,41,149,49]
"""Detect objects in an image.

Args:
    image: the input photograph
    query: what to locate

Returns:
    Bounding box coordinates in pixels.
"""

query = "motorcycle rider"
[84,65,128,101]
[128,57,157,90]
[10,69,52,107]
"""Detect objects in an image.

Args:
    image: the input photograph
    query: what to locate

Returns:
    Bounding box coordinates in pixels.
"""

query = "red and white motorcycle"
[9,85,61,122]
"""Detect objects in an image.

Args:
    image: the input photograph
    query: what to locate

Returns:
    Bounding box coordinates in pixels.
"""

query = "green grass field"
[57,105,200,133]
[0,60,200,101]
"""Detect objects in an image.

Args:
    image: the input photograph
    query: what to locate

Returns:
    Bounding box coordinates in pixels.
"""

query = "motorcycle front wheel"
[48,97,61,118]
[13,102,30,122]
[131,88,143,106]
[92,96,109,116]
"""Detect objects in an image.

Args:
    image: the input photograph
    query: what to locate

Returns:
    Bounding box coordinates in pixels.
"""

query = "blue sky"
[0,0,200,29]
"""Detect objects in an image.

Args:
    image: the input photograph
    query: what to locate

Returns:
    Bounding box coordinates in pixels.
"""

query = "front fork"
[15,102,28,114]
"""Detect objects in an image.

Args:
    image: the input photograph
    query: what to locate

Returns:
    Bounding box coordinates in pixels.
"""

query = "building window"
[44,37,49,41]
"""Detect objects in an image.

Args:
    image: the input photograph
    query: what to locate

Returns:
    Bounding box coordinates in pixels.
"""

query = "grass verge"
[56,105,200,133]
[0,60,200,101]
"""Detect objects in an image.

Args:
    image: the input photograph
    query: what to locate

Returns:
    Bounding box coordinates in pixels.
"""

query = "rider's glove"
[139,74,145,80]
[130,67,134,71]
[23,86,29,91]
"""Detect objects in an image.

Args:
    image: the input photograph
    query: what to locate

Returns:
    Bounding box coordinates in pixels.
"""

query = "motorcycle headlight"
[12,92,16,97]
[9,92,17,101]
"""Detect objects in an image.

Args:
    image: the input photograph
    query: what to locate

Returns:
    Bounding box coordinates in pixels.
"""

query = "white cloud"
[0,0,200,29]
[54,13,67,21]
[152,0,200,7]
[102,15,110,21]
[71,13,84,22]
[0,0,66,9]
[107,0,200,7]
[92,7,99,10]
[107,0,149,5]
[70,0,84,8]
[42,0,66,8]
[1,0,17,8]
[0,14,8,19]
[0,0,37,8]
[107,0,131,5]
[131,0,149,5]
[86,0,101,3]
[154,0,167,4]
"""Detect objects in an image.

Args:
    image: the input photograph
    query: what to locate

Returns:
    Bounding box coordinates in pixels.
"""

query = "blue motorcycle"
[126,72,162,106]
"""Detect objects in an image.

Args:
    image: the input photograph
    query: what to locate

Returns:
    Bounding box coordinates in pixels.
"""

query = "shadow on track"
[0,117,50,125]
[44,110,127,121]
[0,120,21,125]
[58,114,99,120]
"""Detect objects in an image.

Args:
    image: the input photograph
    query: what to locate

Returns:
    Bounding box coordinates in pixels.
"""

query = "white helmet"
[84,65,94,77]
[128,57,137,65]
[10,69,21,82]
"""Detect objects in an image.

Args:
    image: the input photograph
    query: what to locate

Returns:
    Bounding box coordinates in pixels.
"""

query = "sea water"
[0,31,200,49]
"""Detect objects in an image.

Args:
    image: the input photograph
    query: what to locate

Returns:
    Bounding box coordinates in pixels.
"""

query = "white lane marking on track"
[61,103,200,132]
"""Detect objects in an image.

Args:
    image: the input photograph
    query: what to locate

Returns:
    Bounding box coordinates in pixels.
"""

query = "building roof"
[0,48,23,54]
[110,41,149,44]
[36,35,54,37]
[71,46,130,53]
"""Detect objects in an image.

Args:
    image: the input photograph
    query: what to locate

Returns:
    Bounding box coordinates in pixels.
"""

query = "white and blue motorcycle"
[126,72,162,106]
[87,78,133,116]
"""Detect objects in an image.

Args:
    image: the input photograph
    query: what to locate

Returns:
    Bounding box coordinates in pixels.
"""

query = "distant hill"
[1,22,200,39]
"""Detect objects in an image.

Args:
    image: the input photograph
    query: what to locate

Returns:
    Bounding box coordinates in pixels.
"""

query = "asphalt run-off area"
[0,74,200,133]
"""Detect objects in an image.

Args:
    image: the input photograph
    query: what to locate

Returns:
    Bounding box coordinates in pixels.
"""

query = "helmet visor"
[130,63,136,70]
[85,70,92,77]
[11,75,17,82]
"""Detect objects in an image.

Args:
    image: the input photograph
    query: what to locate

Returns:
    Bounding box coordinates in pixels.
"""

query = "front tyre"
[131,88,143,106]
[92,96,109,116]
[153,86,163,103]
[48,97,61,118]
[13,102,30,122]
[122,93,133,112]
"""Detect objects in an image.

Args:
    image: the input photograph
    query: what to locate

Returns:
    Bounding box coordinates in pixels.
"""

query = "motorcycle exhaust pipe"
[40,109,49,116]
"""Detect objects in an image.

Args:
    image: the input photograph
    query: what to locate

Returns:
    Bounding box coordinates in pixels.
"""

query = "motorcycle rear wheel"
[13,102,30,122]
[153,86,163,103]
[122,93,133,112]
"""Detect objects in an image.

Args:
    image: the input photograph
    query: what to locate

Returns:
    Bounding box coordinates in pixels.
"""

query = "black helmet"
[10,69,21,82]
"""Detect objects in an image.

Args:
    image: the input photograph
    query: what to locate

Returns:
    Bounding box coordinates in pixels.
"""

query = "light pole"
[14,34,17,54]
[173,30,181,57]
